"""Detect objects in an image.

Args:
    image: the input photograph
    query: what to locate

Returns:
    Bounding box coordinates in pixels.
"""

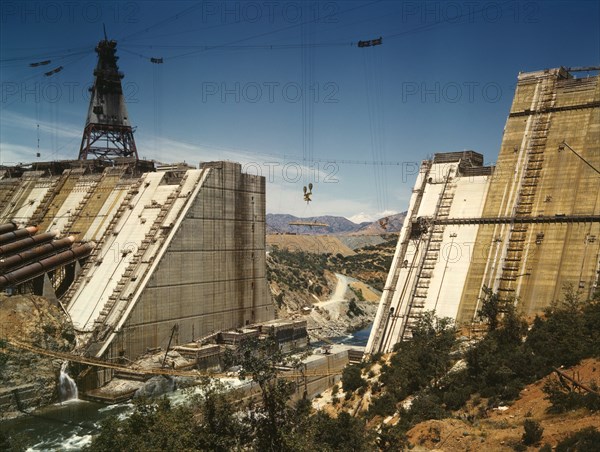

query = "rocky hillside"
[266,214,363,234]
[266,212,406,235]
[316,356,600,451]
[266,248,380,338]
[353,212,406,235]
[267,234,356,257]
[316,292,600,450]
[405,358,600,450]
[0,294,76,418]
[329,234,398,291]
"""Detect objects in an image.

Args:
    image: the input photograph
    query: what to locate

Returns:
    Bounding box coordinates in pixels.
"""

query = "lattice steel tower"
[78,38,138,161]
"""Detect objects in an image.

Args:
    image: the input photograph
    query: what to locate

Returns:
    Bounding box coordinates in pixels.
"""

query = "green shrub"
[312,412,374,451]
[368,392,397,418]
[404,393,448,425]
[377,423,409,452]
[348,299,364,317]
[349,287,365,302]
[555,427,600,452]
[527,288,600,368]
[522,419,544,446]
[369,352,383,364]
[381,312,456,401]
[441,383,472,411]
[371,381,382,394]
[342,364,367,393]
[543,377,600,413]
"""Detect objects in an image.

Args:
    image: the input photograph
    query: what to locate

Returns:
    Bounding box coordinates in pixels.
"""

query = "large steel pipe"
[0,222,17,235]
[0,242,94,289]
[0,231,57,257]
[0,236,75,272]
[0,226,38,245]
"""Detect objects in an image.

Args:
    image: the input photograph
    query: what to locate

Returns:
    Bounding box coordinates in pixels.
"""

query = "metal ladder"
[400,167,456,340]
[498,75,557,298]
[368,161,432,353]
[92,173,190,333]
[29,170,71,226]
[0,180,20,218]
[61,177,102,235]
[61,177,145,306]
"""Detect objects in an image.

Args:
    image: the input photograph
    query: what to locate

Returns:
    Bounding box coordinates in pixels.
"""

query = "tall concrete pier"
[368,67,600,354]
[1,160,274,387]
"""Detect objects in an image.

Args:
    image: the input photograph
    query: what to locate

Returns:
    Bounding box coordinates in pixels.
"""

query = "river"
[1,399,132,451]
[327,323,372,346]
[0,324,373,450]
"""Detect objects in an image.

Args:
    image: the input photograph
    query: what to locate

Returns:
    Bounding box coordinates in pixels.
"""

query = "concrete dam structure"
[0,38,276,391]
[0,160,274,386]
[367,67,600,354]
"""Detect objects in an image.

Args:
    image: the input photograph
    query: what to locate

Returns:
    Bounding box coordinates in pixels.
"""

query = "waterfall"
[59,361,78,401]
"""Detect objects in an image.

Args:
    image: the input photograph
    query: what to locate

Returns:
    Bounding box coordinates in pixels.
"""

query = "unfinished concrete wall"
[367,156,493,354]
[457,69,600,322]
[105,161,273,361]
[2,159,274,389]
[368,68,600,354]
[1,172,51,225]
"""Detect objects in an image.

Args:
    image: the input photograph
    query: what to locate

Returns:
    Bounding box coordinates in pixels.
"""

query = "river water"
[0,324,373,450]
[334,324,372,346]
[1,400,132,451]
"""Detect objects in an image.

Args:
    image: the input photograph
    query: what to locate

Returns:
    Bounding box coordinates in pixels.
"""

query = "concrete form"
[368,68,600,354]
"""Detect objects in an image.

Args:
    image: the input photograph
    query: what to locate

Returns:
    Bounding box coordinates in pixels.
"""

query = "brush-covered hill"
[318,291,600,451]
[266,212,406,235]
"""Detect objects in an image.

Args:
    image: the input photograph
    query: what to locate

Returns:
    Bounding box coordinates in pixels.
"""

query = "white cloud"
[136,137,357,217]
[266,180,386,220]
[138,135,336,186]
[0,123,383,219]
[0,142,38,164]
[1,111,80,139]
[348,210,399,224]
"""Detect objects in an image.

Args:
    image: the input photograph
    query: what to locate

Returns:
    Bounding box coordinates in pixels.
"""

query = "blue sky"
[1,1,599,221]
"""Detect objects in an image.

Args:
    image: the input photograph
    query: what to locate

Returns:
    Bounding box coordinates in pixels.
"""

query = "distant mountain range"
[266,212,406,235]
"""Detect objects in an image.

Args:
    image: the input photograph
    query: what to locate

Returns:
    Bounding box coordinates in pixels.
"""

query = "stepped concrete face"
[1,161,274,386]
[367,68,600,354]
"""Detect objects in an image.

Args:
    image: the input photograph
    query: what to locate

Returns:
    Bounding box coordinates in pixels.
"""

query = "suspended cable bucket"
[30,60,51,67]
[357,36,383,48]
[44,66,63,77]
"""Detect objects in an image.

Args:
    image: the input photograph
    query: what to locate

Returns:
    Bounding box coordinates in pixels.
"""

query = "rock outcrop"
[0,294,76,419]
